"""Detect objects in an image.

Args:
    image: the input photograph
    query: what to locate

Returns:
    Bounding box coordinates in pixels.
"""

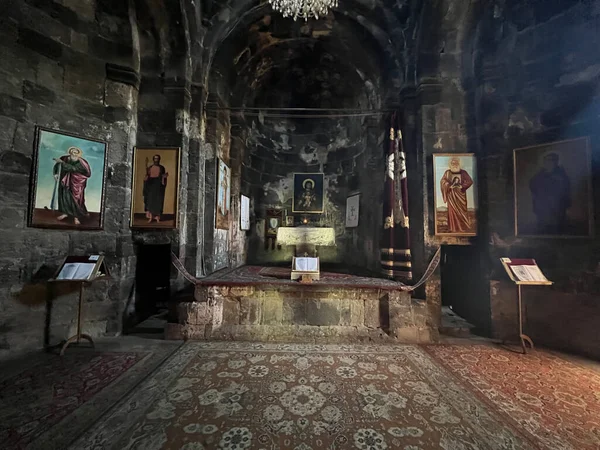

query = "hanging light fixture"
[268,0,337,21]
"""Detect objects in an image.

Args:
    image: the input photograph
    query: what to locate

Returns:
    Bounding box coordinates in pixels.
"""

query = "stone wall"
[0,0,205,359]
[0,0,141,358]
[241,114,384,268]
[167,284,437,343]
[464,1,600,358]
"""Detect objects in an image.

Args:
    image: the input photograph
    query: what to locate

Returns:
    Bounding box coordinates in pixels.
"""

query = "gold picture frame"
[513,137,593,238]
[28,126,108,230]
[433,153,478,236]
[292,173,324,214]
[130,147,181,229]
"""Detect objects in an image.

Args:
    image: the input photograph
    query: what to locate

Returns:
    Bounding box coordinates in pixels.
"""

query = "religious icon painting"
[28,127,108,230]
[130,147,181,229]
[514,137,592,238]
[240,194,250,231]
[433,154,478,236]
[265,209,283,237]
[215,158,231,230]
[292,173,324,213]
[345,193,360,228]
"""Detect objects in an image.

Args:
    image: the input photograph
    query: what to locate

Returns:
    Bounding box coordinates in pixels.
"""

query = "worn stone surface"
[174,285,436,343]
[2,0,599,360]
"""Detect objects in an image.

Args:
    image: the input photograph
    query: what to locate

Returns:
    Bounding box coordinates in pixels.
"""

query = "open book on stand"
[52,255,109,281]
[500,258,552,285]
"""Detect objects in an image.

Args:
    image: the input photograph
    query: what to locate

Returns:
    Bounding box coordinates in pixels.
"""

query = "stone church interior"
[1,0,600,448]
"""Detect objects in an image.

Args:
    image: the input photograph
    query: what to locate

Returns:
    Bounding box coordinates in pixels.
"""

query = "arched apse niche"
[202,0,418,271]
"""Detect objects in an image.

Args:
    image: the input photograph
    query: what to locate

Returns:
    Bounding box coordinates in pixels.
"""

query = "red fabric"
[440,168,473,233]
[60,156,91,208]
[424,344,600,450]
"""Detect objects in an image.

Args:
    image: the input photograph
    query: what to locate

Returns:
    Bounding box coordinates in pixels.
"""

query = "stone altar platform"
[167,266,439,343]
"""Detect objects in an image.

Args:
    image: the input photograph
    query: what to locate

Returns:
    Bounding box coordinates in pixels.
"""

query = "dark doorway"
[440,245,490,336]
[131,243,171,330]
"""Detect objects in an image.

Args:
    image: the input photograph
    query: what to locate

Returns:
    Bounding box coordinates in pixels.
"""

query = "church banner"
[380,114,412,281]
[130,147,181,229]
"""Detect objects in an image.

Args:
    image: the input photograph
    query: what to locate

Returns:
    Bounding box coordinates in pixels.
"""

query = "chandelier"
[268,0,337,20]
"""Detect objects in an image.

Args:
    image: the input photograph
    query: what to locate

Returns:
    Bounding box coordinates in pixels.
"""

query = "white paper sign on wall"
[345,194,360,228]
[240,194,250,231]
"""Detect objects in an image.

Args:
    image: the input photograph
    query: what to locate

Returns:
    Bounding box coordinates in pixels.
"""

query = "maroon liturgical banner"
[380,113,412,281]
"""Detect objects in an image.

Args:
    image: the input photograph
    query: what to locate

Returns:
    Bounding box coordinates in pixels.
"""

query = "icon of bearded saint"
[440,157,474,233]
[53,146,91,226]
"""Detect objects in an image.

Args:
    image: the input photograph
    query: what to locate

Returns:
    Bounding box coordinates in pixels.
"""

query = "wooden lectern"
[500,258,552,354]
[49,255,110,356]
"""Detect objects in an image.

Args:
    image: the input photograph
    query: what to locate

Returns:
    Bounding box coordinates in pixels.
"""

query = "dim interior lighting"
[268,0,337,21]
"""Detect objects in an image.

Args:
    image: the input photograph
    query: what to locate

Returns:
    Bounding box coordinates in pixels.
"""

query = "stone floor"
[1,336,599,450]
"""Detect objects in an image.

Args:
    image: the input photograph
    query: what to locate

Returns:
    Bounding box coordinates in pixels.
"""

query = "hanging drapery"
[380,113,412,281]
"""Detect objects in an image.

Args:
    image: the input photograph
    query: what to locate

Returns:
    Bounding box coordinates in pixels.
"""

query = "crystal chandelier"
[269,0,337,20]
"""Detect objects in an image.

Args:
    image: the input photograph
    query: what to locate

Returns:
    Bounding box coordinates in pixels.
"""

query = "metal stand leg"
[60,282,95,356]
[518,284,534,354]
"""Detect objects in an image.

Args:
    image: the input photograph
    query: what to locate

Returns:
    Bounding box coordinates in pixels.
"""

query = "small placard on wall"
[240,194,250,230]
[345,194,360,228]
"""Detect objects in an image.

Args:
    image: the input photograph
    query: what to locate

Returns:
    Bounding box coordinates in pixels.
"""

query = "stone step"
[439,306,475,337]
[168,283,439,344]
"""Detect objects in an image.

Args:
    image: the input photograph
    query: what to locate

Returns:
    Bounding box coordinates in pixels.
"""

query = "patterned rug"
[70,342,532,450]
[423,344,600,450]
[198,266,411,290]
[0,340,180,450]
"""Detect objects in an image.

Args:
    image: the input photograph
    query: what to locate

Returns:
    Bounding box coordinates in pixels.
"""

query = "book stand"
[49,255,110,356]
[291,256,320,283]
[500,258,553,354]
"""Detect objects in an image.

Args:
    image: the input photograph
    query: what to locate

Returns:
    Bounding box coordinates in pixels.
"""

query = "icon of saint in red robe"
[440,157,474,233]
[53,146,91,226]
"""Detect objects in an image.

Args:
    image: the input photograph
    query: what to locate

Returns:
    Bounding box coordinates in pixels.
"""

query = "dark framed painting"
[29,127,108,230]
[292,173,324,213]
[433,154,478,236]
[130,147,181,229]
[514,137,593,238]
[215,158,231,230]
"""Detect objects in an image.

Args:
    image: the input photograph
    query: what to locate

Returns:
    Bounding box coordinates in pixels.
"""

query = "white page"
[295,257,318,271]
[510,266,533,282]
[523,265,548,282]
[73,263,96,280]
[57,263,79,280]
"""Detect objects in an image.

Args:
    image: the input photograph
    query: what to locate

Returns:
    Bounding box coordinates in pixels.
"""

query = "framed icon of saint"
[130,147,181,229]
[29,127,108,230]
[433,154,478,236]
[292,173,324,214]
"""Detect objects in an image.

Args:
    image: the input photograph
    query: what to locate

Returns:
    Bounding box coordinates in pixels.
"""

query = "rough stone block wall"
[491,279,600,360]
[0,0,139,358]
[468,1,600,356]
[168,284,437,343]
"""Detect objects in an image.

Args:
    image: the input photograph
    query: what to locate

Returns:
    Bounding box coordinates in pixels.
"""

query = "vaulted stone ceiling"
[207,0,417,109]
[201,0,419,163]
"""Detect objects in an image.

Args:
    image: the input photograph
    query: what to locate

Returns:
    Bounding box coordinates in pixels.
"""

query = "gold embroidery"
[380,248,411,255]
[380,260,412,268]
[398,129,403,140]
[384,216,394,229]
[390,127,395,141]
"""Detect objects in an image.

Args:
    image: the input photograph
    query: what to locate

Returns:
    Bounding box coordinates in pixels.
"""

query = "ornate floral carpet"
[423,344,600,450]
[70,342,532,450]
[0,339,180,450]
